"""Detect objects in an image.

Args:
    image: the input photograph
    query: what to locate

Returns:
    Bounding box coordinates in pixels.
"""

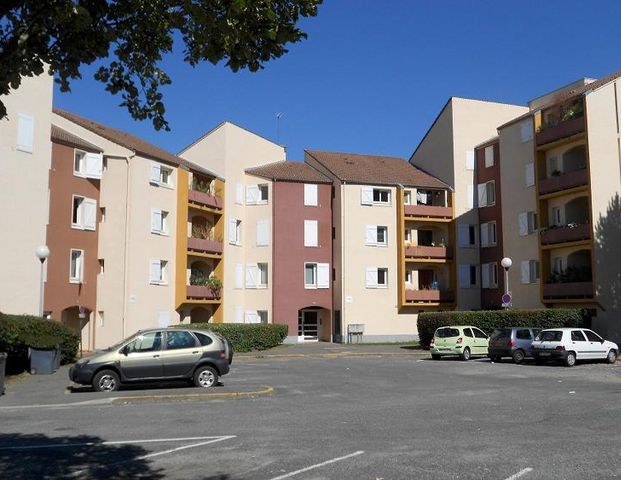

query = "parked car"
[530,328,618,367]
[488,327,541,364]
[69,328,233,392]
[430,326,489,360]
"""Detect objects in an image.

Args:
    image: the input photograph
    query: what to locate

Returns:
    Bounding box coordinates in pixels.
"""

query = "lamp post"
[35,245,50,317]
[501,257,512,310]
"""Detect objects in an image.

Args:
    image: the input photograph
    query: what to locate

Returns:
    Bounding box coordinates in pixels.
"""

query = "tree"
[0,0,322,130]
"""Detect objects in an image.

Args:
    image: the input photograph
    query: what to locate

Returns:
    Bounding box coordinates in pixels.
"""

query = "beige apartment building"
[409,98,528,310]
[0,74,53,315]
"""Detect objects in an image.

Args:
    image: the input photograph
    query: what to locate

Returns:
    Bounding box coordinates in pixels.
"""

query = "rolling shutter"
[317,263,330,289]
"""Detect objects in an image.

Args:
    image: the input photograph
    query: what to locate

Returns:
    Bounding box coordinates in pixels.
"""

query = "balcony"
[405,289,454,303]
[404,204,452,219]
[188,189,223,210]
[543,282,593,299]
[536,116,585,147]
[538,169,588,196]
[187,237,223,255]
[540,224,591,245]
[186,285,221,300]
[405,245,452,260]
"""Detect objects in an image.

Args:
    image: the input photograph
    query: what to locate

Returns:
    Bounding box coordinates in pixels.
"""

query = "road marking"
[269,450,364,480]
[504,467,533,480]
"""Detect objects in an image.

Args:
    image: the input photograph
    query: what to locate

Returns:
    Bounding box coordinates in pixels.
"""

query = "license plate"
[539,352,551,357]
[440,348,451,352]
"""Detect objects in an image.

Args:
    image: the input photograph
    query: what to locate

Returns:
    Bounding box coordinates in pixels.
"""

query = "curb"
[110,385,274,404]
[237,351,427,360]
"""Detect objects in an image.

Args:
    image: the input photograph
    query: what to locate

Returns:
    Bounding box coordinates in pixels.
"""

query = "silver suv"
[69,328,233,392]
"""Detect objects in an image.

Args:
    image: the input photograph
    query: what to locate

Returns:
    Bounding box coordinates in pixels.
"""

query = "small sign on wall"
[345,296,353,304]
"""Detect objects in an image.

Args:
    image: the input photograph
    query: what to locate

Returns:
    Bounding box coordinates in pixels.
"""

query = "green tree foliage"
[0,0,322,130]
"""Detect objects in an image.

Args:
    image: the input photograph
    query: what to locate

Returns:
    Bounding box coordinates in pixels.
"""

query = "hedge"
[0,313,80,374]
[417,309,584,349]
[174,323,288,352]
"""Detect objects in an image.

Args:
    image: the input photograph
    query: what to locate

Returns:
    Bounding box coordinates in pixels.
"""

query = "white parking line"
[269,451,364,480]
[504,467,533,480]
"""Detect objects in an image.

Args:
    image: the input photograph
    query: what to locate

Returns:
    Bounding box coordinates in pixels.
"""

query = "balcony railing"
[404,204,452,219]
[405,289,454,303]
[187,237,223,255]
[538,169,588,195]
[540,224,591,245]
[188,189,223,210]
[187,285,221,300]
[543,282,593,299]
[405,245,452,259]
[536,116,585,146]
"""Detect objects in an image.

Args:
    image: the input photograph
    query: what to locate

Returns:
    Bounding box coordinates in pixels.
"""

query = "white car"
[531,328,618,367]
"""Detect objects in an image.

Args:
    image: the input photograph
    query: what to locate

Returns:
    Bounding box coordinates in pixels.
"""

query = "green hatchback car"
[430,326,489,360]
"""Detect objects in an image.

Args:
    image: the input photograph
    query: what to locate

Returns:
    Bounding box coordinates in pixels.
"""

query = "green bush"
[0,312,80,373]
[417,309,584,349]
[174,323,288,352]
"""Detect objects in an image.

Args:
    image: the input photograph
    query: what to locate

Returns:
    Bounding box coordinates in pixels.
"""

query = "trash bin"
[29,347,56,375]
[0,352,6,395]
[54,344,61,371]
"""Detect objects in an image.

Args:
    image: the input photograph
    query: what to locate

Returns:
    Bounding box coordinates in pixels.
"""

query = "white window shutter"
[518,212,528,236]
[235,183,244,204]
[229,219,237,244]
[304,220,318,247]
[365,267,378,288]
[16,114,34,153]
[458,224,469,247]
[477,184,487,207]
[85,152,103,179]
[150,164,160,183]
[360,187,373,205]
[256,219,269,246]
[149,259,161,283]
[525,162,535,187]
[245,311,258,324]
[317,263,330,288]
[521,260,530,284]
[304,184,318,206]
[235,263,243,289]
[246,264,258,288]
[484,146,494,168]
[521,120,533,142]
[466,185,474,209]
[83,199,97,231]
[151,209,162,233]
[235,306,244,323]
[480,223,489,247]
[246,185,259,205]
[465,150,475,170]
[365,225,377,245]
[481,264,490,289]
[458,265,470,288]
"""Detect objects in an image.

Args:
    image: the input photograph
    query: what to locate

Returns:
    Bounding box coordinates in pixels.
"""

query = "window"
[473,328,488,339]
[73,150,103,179]
[403,191,412,205]
[373,189,390,204]
[229,218,242,245]
[584,330,603,342]
[521,260,540,284]
[520,119,533,142]
[100,207,106,223]
[466,150,475,170]
[150,163,173,187]
[304,184,318,206]
[150,209,168,235]
[464,328,474,338]
[547,156,559,176]
[571,330,587,342]
[365,225,388,246]
[126,331,162,353]
[458,224,477,247]
[259,184,269,203]
[97,311,104,327]
[516,329,532,340]
[304,262,329,289]
[149,259,167,285]
[458,264,478,288]
[246,184,268,205]
[518,211,537,236]
[72,195,97,231]
[16,113,34,153]
[480,222,496,247]
[98,259,105,274]
[552,257,563,274]
[166,331,197,350]
[257,263,268,288]
[195,332,213,346]
[376,226,387,246]
[484,146,494,168]
[552,207,562,226]
[366,267,388,288]
[304,220,318,247]
[360,187,391,205]
[525,162,535,187]
[246,263,268,288]
[477,181,495,207]
[69,249,84,283]
[257,311,268,324]
[256,219,269,246]
[305,263,317,288]
[481,263,498,289]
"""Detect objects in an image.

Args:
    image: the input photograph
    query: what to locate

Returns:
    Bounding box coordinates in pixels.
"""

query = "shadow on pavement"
[69,380,224,394]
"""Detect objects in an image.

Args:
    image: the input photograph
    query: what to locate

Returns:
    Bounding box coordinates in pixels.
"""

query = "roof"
[305,150,451,190]
[474,135,500,149]
[245,161,332,183]
[51,125,102,152]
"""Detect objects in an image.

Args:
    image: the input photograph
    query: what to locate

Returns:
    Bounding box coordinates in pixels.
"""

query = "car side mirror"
[121,345,130,356]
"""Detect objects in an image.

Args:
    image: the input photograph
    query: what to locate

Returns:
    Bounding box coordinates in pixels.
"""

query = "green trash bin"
[0,352,7,395]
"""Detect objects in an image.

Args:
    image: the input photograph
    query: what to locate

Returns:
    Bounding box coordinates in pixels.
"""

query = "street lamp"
[501,257,512,310]
[35,245,50,317]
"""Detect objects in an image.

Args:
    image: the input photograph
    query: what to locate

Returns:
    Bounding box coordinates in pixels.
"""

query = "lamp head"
[501,257,512,270]
[35,245,50,261]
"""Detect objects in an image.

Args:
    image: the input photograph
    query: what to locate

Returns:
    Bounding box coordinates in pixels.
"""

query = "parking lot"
[1,347,621,479]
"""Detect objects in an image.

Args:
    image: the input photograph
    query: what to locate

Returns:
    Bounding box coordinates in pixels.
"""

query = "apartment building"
[409,98,528,310]
[179,122,286,327]
[305,150,453,342]
[0,74,53,315]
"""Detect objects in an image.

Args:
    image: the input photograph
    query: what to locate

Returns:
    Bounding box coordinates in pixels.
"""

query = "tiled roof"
[246,161,332,183]
[305,150,451,190]
[51,125,102,152]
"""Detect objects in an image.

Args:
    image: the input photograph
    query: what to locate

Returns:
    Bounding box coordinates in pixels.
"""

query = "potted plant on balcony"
[206,277,223,299]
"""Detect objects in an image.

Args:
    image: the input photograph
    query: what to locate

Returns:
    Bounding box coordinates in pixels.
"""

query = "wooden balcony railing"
[404,289,454,303]
[188,189,223,210]
[543,282,593,298]
[187,285,221,300]
[540,224,590,245]
[538,169,588,195]
[187,237,223,255]
[404,204,452,219]
[536,116,585,146]
[405,245,452,259]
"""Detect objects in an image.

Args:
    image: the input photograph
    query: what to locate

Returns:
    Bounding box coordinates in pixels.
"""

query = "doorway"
[298,310,319,342]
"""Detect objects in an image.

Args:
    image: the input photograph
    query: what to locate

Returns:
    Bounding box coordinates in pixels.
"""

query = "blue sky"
[54,0,621,161]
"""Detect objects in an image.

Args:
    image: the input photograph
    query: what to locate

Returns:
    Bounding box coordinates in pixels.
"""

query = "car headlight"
[76,359,90,368]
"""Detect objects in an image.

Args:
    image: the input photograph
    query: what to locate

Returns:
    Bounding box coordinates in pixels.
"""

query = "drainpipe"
[340,181,346,343]
[121,153,135,338]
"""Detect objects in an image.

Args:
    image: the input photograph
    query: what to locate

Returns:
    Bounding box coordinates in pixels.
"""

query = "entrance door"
[299,311,319,342]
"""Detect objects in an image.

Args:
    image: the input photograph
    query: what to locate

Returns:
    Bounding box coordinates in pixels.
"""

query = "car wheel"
[512,349,525,365]
[564,352,576,367]
[461,347,471,361]
[194,365,218,388]
[490,355,501,363]
[606,350,618,364]
[92,370,120,392]
[431,354,441,360]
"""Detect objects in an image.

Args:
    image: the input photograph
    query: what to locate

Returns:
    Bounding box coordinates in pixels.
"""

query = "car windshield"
[435,328,459,338]
[536,330,563,342]
[491,328,511,340]
[105,331,141,351]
